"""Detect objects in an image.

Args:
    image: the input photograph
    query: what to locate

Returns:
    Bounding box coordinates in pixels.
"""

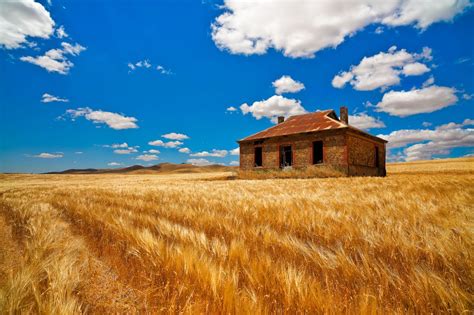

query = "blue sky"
[0,0,473,173]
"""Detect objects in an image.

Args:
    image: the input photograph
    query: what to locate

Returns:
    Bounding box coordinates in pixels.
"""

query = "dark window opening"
[375,147,380,168]
[254,147,262,167]
[254,140,264,145]
[280,145,293,168]
[312,141,323,164]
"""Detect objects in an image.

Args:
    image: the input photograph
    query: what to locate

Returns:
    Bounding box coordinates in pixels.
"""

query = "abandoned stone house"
[238,107,387,176]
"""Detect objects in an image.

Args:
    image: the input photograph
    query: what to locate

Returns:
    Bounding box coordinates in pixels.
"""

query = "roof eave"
[238,126,348,143]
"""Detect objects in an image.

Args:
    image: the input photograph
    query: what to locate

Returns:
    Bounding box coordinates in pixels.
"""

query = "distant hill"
[44,162,236,175]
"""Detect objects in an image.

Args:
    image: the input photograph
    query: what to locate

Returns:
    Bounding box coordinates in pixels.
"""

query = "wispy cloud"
[103,143,139,154]
[114,148,138,154]
[41,93,69,103]
[127,59,173,74]
[21,42,86,74]
[156,65,173,75]
[146,149,160,154]
[32,152,63,159]
[55,25,68,38]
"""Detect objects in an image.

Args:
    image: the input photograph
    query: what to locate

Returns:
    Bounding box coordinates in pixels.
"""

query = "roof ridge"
[286,109,332,120]
[324,110,347,128]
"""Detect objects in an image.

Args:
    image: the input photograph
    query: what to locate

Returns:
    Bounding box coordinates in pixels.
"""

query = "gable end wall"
[346,132,386,176]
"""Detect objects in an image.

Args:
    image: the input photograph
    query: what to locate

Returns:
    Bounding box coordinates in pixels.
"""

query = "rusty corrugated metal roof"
[240,110,347,141]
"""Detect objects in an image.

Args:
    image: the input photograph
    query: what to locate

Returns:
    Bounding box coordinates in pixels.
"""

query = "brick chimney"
[277,116,285,124]
[340,106,348,125]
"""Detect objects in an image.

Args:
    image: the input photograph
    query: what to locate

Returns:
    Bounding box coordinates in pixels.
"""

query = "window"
[375,146,380,168]
[280,145,293,168]
[312,141,323,164]
[254,147,262,167]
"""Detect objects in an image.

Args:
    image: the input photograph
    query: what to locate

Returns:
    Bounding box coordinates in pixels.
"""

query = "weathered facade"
[238,107,387,176]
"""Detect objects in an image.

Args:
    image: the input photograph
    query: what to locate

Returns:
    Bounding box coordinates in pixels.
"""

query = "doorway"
[280,145,293,168]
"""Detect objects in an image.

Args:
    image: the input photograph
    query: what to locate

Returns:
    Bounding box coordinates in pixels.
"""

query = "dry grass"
[0,158,473,313]
[238,165,346,179]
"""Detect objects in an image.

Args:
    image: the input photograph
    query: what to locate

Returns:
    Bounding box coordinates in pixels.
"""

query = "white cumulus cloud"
[211,1,469,58]
[41,93,69,103]
[226,106,237,112]
[65,107,138,130]
[20,42,86,74]
[332,46,431,91]
[190,149,228,158]
[272,75,305,94]
[178,147,191,154]
[162,132,189,140]
[240,95,307,123]
[402,62,430,76]
[375,85,458,117]
[0,0,55,49]
[187,158,212,166]
[108,162,122,167]
[378,119,474,161]
[136,154,159,161]
[349,113,386,130]
[148,140,183,148]
[230,147,239,155]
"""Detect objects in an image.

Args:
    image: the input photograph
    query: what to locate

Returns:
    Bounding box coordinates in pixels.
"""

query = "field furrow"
[0,159,473,313]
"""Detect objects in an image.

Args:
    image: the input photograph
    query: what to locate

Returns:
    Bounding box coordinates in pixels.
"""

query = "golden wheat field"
[0,158,473,314]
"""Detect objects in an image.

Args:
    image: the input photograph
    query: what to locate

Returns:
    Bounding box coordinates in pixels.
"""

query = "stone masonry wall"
[239,130,348,172]
[347,133,386,176]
